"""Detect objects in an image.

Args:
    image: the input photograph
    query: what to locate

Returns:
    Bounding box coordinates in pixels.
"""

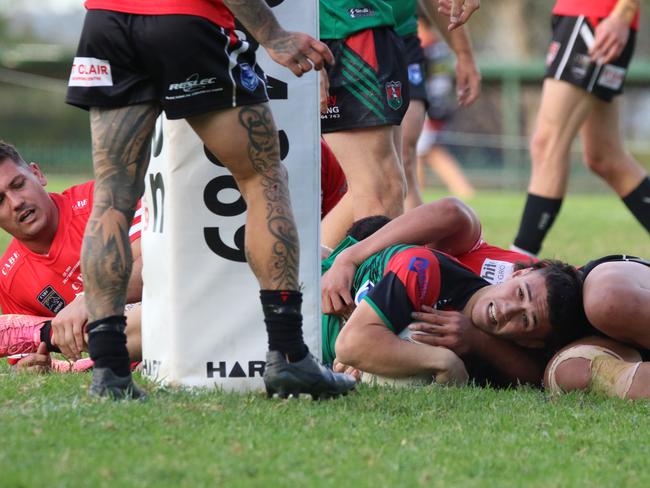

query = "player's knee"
[234,161,288,195]
[529,127,552,166]
[378,172,406,205]
[544,356,591,393]
[334,325,363,368]
[582,150,615,179]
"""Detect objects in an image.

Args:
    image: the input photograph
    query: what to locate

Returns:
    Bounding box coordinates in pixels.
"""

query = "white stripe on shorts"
[555,15,585,80]
[223,27,250,108]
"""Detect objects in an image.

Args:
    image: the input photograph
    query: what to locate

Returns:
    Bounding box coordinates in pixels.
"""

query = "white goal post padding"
[140,1,321,390]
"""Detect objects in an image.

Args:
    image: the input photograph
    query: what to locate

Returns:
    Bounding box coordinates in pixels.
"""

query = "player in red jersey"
[320,138,347,221]
[0,142,142,371]
[512,0,649,257]
[66,0,354,399]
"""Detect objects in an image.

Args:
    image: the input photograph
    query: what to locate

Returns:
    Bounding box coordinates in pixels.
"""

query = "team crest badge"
[37,285,66,314]
[385,81,403,110]
[240,63,259,92]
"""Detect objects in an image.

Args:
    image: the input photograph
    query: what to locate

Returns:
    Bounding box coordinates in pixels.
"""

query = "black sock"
[261,290,308,362]
[622,176,650,233]
[39,321,61,353]
[86,316,130,377]
[513,194,563,255]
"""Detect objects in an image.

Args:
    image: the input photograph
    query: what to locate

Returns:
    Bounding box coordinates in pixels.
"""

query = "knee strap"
[590,356,642,399]
[546,345,623,394]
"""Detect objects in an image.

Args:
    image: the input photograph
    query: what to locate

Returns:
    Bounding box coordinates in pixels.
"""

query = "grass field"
[1,179,649,487]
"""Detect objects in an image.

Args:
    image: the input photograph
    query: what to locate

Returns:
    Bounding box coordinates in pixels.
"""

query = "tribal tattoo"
[83,104,159,320]
[238,105,299,290]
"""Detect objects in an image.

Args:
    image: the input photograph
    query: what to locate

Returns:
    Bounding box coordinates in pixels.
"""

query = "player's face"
[469,269,551,348]
[0,159,52,241]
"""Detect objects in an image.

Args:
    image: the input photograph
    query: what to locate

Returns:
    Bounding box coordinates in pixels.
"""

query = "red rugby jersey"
[552,0,640,30]
[0,182,142,316]
[84,0,235,30]
[321,139,348,219]
[455,241,537,285]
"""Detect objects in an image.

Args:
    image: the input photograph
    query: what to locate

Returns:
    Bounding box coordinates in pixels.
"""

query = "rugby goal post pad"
[140,0,321,390]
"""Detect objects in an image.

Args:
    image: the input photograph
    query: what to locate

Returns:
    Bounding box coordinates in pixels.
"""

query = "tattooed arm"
[223,0,334,77]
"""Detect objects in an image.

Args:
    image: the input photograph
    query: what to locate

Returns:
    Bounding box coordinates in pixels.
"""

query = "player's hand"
[590,14,629,65]
[263,30,335,77]
[409,306,478,356]
[14,342,51,374]
[321,250,358,314]
[438,0,480,31]
[51,294,88,361]
[455,53,481,107]
[333,358,362,382]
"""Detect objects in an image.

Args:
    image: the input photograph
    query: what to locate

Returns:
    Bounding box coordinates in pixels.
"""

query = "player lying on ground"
[323,197,650,399]
[321,218,585,386]
[0,142,142,370]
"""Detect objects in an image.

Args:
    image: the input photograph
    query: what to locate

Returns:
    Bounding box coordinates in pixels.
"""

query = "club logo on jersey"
[570,53,592,80]
[68,57,113,87]
[597,65,625,91]
[348,7,375,18]
[240,63,260,92]
[354,279,375,305]
[37,285,66,314]
[546,41,560,66]
[72,199,89,211]
[385,81,403,110]
[479,259,515,285]
[408,257,430,301]
[1,251,20,277]
[408,63,423,85]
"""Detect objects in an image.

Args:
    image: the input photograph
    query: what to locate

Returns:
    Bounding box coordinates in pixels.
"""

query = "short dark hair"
[516,260,590,349]
[345,215,392,241]
[0,141,28,167]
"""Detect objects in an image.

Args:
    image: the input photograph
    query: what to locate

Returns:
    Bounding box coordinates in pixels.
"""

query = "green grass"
[1,184,649,487]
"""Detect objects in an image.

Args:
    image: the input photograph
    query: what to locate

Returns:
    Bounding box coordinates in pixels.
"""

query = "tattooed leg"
[188,103,300,291]
[83,104,158,396]
[84,104,160,321]
[188,103,308,360]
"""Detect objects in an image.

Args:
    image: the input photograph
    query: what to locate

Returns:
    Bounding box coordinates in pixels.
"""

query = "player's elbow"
[433,349,469,385]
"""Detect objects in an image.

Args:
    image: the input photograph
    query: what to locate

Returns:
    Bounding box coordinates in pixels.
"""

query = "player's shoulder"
[59,181,94,214]
[469,241,536,264]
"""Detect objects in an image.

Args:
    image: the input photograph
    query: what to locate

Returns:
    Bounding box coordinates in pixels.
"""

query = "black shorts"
[66,10,269,119]
[321,27,409,133]
[544,15,636,102]
[403,33,427,103]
